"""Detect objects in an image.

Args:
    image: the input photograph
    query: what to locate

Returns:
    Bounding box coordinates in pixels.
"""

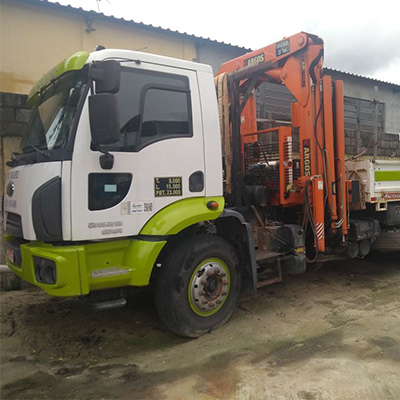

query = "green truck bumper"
[4,235,166,297]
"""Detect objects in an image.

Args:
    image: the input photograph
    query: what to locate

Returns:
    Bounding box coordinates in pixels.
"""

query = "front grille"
[6,212,23,238]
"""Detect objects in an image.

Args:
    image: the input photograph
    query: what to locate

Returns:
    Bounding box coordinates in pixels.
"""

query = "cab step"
[256,250,282,265]
[255,250,282,288]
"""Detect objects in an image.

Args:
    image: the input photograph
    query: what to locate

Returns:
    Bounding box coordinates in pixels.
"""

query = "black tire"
[155,234,241,337]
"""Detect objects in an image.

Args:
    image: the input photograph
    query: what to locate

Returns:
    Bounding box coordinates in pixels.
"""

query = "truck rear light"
[33,257,57,285]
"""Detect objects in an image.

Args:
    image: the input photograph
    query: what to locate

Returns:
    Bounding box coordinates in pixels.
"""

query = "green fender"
[140,196,225,235]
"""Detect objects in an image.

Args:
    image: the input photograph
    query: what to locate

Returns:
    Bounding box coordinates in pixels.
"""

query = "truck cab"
[4,50,226,298]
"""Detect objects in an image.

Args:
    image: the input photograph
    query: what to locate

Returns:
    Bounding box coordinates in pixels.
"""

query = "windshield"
[21,69,87,156]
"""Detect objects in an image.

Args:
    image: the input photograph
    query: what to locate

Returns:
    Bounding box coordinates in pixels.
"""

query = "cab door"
[71,62,205,240]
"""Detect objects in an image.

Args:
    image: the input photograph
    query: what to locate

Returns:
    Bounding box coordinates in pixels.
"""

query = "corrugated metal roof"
[11,0,250,51]
[325,68,400,88]
[7,0,400,87]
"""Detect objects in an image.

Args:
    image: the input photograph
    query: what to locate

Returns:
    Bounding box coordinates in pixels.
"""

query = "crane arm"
[214,32,349,254]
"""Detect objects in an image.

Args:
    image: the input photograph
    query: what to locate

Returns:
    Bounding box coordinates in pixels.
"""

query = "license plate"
[6,247,14,264]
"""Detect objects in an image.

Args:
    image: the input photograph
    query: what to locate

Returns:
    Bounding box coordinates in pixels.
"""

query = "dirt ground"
[1,251,399,400]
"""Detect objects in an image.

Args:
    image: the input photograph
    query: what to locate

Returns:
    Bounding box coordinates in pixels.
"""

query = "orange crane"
[215,32,348,259]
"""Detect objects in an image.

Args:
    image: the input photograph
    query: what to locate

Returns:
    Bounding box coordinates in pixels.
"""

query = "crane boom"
[215,32,349,255]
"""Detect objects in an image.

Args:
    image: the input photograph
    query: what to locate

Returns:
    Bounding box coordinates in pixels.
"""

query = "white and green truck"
[3,41,400,337]
[4,50,243,337]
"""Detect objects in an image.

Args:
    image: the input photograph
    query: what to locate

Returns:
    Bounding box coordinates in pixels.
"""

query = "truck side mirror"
[89,60,121,94]
[89,93,121,145]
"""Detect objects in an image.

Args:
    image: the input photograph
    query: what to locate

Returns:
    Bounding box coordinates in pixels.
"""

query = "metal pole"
[373,86,378,158]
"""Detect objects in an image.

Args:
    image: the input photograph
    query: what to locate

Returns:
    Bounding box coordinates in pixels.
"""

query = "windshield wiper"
[6,151,48,167]
[6,152,21,167]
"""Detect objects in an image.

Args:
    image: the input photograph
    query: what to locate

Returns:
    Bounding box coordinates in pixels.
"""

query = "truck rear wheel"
[155,234,241,337]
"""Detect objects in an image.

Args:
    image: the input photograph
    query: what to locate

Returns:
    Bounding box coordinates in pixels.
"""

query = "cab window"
[101,68,192,152]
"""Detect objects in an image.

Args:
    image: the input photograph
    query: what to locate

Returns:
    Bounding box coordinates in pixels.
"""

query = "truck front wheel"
[155,234,241,337]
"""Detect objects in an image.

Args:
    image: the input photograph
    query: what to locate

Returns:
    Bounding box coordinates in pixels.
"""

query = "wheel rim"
[188,258,231,317]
